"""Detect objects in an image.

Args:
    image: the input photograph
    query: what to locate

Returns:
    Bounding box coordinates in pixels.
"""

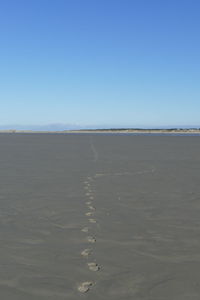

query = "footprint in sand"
[81,227,89,233]
[87,236,96,243]
[81,248,91,257]
[89,219,97,224]
[87,262,100,272]
[88,205,95,211]
[78,281,93,293]
[85,212,93,216]
[86,192,92,196]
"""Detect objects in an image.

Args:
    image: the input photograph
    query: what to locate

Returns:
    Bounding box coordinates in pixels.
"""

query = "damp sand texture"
[0,133,200,299]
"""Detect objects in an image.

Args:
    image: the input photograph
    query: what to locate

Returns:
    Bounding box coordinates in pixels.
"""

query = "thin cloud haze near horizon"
[0,0,200,128]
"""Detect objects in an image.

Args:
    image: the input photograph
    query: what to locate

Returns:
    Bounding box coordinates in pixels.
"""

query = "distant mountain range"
[0,124,83,131]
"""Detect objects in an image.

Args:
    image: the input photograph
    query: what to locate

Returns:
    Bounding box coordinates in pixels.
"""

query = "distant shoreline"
[0,128,200,134]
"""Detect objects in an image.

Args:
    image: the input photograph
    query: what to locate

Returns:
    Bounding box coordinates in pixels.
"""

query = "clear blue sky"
[0,0,200,129]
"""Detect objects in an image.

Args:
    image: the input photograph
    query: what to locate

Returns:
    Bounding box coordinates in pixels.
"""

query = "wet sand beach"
[0,133,200,299]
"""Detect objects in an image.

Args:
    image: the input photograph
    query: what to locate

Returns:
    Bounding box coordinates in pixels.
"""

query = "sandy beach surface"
[0,133,200,299]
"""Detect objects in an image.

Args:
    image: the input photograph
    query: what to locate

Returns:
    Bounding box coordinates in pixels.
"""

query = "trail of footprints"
[78,176,100,293]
